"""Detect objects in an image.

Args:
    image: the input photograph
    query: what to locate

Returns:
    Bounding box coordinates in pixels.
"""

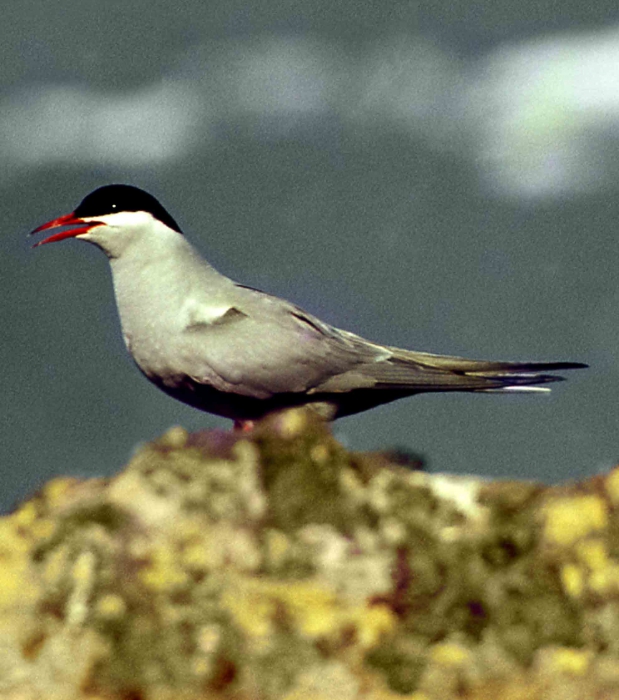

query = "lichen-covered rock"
[2,408,619,699]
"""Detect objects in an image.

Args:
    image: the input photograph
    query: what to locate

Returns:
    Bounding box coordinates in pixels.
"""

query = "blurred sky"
[2,1,619,510]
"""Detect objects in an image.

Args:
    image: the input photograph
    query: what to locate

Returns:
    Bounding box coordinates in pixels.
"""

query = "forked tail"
[368,349,588,394]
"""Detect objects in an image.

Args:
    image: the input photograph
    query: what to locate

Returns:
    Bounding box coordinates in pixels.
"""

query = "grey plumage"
[31,185,586,425]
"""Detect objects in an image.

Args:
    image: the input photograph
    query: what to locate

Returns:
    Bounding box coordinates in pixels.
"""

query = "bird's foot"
[233,420,255,433]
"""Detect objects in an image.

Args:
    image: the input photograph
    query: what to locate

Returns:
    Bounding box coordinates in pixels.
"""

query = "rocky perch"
[2,409,619,699]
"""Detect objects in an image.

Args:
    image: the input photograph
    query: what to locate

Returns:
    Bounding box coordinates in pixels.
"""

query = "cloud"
[0,80,205,169]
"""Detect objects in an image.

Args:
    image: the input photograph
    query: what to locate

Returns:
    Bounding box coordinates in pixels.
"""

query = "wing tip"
[543,361,588,371]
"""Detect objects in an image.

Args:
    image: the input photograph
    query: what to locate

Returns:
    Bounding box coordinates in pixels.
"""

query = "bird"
[31,184,587,430]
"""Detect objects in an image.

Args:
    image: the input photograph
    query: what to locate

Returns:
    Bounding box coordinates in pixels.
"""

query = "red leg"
[234,420,255,432]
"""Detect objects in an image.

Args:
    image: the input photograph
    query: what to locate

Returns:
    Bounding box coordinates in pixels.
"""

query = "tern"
[31,185,586,429]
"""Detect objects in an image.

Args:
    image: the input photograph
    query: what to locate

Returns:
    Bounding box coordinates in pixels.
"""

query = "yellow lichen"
[542,496,608,546]
[13,501,38,529]
[96,593,126,619]
[265,529,292,568]
[221,579,276,638]
[277,407,308,438]
[430,642,472,667]
[11,502,54,541]
[0,520,31,556]
[159,425,188,448]
[181,539,213,572]
[42,547,69,586]
[339,468,365,502]
[28,518,55,541]
[0,544,34,609]
[196,624,221,653]
[589,569,611,593]
[139,542,189,591]
[279,582,339,638]
[72,550,96,583]
[43,477,76,505]
[588,564,619,594]
[310,443,330,464]
[547,647,592,676]
[380,518,407,546]
[191,657,211,678]
[560,563,584,598]
[352,604,396,648]
[576,539,608,571]
[223,576,394,648]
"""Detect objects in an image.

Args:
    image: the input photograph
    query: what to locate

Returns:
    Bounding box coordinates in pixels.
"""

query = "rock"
[1,407,618,699]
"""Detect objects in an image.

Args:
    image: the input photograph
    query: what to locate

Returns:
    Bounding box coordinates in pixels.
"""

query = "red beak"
[30,212,103,247]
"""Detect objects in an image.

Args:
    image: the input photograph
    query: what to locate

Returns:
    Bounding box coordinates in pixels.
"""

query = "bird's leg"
[234,419,255,433]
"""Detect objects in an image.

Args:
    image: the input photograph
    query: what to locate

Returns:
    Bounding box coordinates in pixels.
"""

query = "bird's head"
[30,184,183,258]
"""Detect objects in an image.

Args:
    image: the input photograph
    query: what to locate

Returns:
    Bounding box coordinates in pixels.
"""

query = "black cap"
[74,184,183,233]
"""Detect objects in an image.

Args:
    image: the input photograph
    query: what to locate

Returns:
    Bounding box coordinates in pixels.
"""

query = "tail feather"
[391,349,586,375]
[360,348,587,394]
[481,385,553,394]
